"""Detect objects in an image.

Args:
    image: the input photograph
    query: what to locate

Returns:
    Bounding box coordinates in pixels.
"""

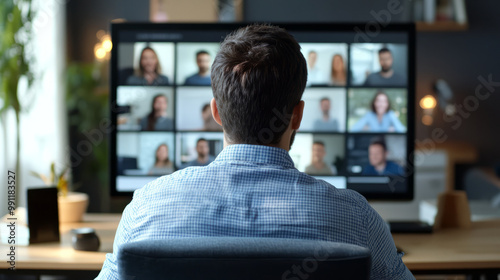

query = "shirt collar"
[214,144,296,169]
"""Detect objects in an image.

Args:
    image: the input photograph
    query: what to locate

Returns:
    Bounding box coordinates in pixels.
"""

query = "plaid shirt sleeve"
[95,190,140,280]
[360,196,415,279]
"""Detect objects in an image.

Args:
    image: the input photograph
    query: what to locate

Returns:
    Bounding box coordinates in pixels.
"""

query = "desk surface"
[1,214,500,272]
[0,214,118,271]
[393,219,500,271]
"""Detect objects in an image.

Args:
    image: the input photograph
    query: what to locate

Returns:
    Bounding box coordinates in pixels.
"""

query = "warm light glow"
[95,48,106,60]
[422,115,433,126]
[420,95,437,109]
[102,39,113,52]
[96,30,106,40]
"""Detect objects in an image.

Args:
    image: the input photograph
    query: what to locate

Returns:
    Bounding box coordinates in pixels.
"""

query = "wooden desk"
[0,214,119,278]
[1,214,500,277]
[394,219,500,275]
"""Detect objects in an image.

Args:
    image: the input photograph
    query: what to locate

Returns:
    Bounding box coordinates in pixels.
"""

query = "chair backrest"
[117,237,371,280]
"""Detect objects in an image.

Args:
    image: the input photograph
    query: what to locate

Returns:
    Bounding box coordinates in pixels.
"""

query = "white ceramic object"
[58,192,89,223]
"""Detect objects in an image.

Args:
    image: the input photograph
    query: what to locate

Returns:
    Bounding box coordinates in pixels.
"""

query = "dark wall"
[66,0,149,62]
[244,0,412,23]
[415,1,500,165]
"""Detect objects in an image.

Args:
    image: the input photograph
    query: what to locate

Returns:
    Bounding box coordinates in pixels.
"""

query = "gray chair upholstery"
[117,237,371,280]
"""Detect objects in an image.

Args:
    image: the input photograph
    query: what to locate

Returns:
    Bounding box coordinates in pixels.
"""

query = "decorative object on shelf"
[436,0,454,21]
[414,0,468,31]
[149,0,243,22]
[452,0,467,24]
[423,0,436,23]
[31,162,89,223]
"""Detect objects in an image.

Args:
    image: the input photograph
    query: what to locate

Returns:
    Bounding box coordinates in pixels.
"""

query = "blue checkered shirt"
[97,144,414,279]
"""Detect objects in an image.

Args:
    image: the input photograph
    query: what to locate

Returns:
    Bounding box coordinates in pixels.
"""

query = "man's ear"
[211,98,222,126]
[291,100,305,130]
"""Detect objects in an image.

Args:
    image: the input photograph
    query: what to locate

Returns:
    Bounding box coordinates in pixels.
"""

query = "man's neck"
[198,155,209,163]
[322,113,330,121]
[313,160,325,169]
[374,162,387,173]
[223,134,294,152]
[379,69,394,78]
[198,70,209,77]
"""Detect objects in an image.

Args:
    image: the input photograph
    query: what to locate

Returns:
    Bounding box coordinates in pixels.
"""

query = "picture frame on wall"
[149,0,243,22]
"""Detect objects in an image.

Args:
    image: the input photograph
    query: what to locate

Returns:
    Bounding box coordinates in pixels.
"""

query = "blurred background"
[1,0,499,217]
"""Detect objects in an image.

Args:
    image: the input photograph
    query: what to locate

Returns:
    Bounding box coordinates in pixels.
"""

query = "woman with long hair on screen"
[140,94,174,131]
[127,46,170,86]
[329,54,347,86]
[351,90,406,132]
[148,143,174,175]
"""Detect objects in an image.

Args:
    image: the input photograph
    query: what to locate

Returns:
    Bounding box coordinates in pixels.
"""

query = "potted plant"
[66,62,110,212]
[31,163,89,223]
[0,0,35,206]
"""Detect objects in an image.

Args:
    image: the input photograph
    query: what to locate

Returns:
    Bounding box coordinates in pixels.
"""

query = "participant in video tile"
[351,90,406,132]
[313,97,339,131]
[148,143,174,175]
[364,48,406,87]
[362,138,404,176]
[306,51,322,86]
[305,141,337,176]
[184,50,212,86]
[126,46,170,86]
[184,138,215,167]
[140,94,174,131]
[201,103,223,131]
[329,54,347,86]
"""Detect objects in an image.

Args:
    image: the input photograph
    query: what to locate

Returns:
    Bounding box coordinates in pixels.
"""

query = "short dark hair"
[196,50,210,58]
[369,137,387,151]
[196,138,207,146]
[202,103,210,112]
[313,141,325,147]
[211,24,307,145]
[378,47,391,55]
[371,91,392,114]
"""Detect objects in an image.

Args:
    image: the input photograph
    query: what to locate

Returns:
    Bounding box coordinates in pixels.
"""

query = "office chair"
[117,237,371,280]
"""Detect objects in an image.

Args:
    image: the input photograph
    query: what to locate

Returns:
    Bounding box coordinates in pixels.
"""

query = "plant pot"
[58,192,89,223]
